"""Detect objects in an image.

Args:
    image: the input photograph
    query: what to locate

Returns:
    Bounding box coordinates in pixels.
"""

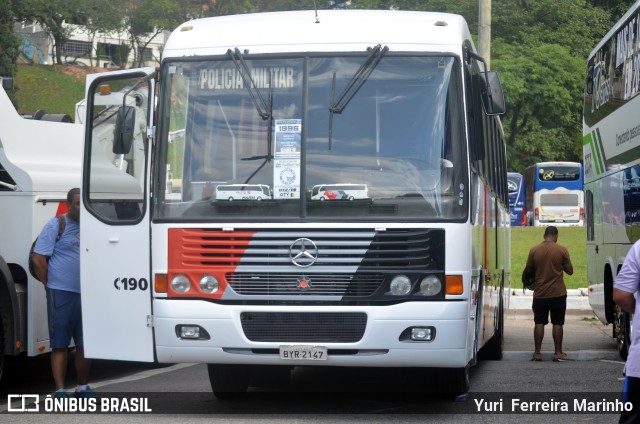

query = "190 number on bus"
[113,277,149,291]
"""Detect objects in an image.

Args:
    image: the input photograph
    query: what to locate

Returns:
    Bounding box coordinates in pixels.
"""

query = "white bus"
[523,162,584,227]
[80,9,509,397]
[583,0,640,359]
[216,184,272,201]
[310,184,368,201]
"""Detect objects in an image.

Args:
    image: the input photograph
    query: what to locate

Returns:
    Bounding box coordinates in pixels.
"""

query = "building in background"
[13,21,166,68]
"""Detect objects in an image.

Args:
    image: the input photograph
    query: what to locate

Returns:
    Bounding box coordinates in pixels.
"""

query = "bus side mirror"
[479,71,506,116]
[585,65,594,95]
[113,106,136,154]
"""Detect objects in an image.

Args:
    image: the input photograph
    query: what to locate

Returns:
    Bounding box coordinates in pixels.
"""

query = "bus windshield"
[156,54,467,222]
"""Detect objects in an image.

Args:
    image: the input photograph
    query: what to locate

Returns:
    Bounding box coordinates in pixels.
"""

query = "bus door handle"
[595,245,599,254]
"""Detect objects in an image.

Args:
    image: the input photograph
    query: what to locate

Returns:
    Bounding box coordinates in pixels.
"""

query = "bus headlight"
[171,274,190,293]
[199,275,219,294]
[419,276,442,296]
[390,275,412,295]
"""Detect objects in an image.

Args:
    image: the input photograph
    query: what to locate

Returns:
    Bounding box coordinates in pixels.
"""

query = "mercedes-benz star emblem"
[289,238,318,267]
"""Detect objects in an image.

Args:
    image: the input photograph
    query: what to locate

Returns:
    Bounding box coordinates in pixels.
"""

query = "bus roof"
[163,10,473,58]
[526,161,582,168]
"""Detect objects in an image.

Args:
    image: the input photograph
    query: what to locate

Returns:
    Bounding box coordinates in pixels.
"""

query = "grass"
[511,226,587,290]
[13,64,85,118]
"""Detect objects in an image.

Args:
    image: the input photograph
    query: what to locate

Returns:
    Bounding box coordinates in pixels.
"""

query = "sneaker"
[531,352,542,361]
[54,389,68,399]
[553,352,572,362]
[74,386,101,399]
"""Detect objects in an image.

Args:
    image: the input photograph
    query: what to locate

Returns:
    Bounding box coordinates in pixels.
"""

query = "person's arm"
[563,249,574,276]
[31,253,49,285]
[524,250,534,274]
[614,288,636,314]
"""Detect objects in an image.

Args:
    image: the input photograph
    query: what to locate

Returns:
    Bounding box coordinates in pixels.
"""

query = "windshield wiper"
[227,48,270,120]
[227,48,274,184]
[328,44,388,149]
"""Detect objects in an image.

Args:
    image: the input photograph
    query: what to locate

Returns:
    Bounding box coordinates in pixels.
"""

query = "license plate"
[555,219,564,222]
[279,345,327,361]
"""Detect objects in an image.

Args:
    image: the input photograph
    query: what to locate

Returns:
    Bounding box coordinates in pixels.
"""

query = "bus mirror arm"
[464,49,506,116]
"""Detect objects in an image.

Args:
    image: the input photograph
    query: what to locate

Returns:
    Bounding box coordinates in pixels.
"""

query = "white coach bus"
[215,184,272,201]
[310,183,369,201]
[80,9,509,397]
[583,0,640,359]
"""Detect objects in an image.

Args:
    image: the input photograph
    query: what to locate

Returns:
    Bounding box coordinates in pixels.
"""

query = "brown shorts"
[532,295,567,325]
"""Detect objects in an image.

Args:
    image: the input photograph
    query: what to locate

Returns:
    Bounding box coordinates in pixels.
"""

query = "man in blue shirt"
[613,238,640,423]
[32,188,97,399]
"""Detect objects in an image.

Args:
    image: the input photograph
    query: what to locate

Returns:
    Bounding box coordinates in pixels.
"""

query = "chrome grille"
[227,273,384,296]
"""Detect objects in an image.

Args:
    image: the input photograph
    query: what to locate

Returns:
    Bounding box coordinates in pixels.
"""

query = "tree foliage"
[13,0,87,64]
[7,0,640,171]
[0,0,20,77]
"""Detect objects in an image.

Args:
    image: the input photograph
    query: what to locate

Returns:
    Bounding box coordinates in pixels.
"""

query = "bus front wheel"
[440,365,470,395]
[207,364,250,399]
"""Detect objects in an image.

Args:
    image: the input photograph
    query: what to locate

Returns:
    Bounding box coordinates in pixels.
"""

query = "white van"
[215,184,273,201]
[310,184,369,201]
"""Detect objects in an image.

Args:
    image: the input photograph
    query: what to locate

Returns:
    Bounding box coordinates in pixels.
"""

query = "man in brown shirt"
[524,226,574,362]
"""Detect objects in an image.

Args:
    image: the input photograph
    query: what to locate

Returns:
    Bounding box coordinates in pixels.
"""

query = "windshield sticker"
[273,119,301,199]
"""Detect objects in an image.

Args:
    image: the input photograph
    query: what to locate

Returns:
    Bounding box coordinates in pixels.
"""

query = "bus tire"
[440,365,470,395]
[478,298,504,360]
[320,196,325,201]
[614,305,631,360]
[207,364,250,399]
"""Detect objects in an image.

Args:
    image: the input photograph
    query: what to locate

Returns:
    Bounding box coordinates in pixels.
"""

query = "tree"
[82,0,126,67]
[0,0,21,107]
[123,0,197,68]
[14,0,86,64]
[492,41,585,172]
[0,0,20,77]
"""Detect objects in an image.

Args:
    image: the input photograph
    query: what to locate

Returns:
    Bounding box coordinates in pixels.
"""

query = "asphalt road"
[0,314,626,423]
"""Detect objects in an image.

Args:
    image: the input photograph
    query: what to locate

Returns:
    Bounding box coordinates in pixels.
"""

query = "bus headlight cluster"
[419,276,442,296]
[199,275,219,293]
[171,274,221,294]
[389,275,443,296]
[390,275,412,295]
[171,274,190,293]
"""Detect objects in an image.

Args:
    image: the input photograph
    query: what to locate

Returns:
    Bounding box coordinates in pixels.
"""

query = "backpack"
[29,215,66,282]
[521,267,535,291]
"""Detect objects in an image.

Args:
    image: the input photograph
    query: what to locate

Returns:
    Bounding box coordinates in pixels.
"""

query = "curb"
[503,350,622,362]
[508,288,594,317]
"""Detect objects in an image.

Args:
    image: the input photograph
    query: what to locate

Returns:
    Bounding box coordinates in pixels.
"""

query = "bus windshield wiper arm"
[227,48,270,120]
[329,44,388,114]
[328,44,388,149]
[225,51,275,184]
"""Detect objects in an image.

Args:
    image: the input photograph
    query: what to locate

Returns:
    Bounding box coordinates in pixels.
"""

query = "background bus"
[507,172,526,226]
[523,161,584,227]
[310,184,368,201]
[80,9,508,397]
[583,0,640,359]
[216,184,272,201]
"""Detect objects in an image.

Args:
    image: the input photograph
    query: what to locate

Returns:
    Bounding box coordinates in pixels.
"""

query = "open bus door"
[80,68,155,361]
